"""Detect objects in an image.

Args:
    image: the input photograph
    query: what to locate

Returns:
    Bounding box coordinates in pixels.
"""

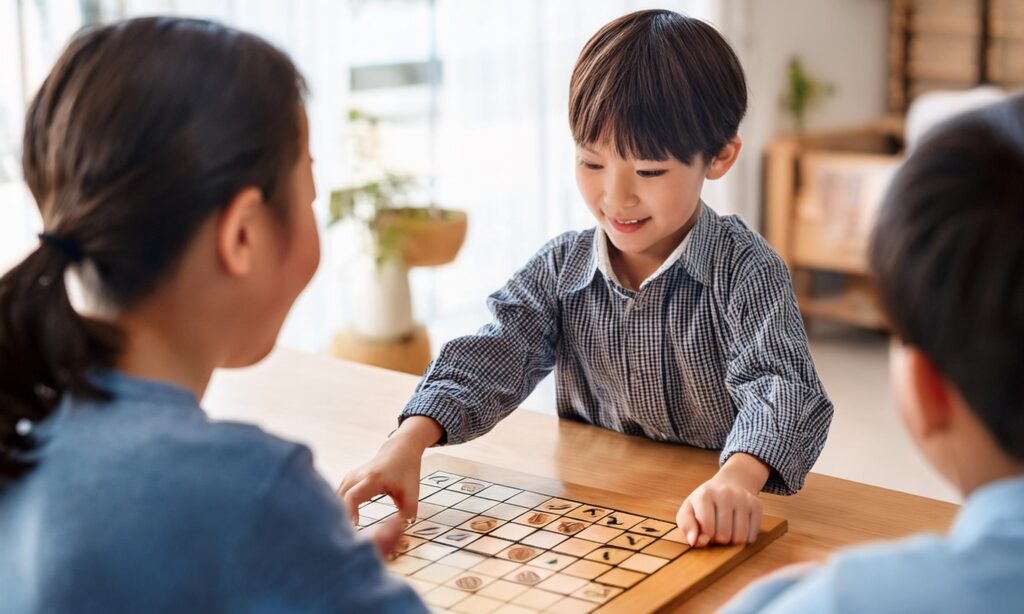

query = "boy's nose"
[604,176,638,209]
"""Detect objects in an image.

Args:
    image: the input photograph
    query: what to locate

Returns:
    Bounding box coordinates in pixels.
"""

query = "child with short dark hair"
[0,17,425,612]
[342,9,834,548]
[722,94,1024,613]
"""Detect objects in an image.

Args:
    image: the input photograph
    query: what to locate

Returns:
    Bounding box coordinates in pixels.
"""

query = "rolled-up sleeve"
[400,236,566,445]
[721,259,834,495]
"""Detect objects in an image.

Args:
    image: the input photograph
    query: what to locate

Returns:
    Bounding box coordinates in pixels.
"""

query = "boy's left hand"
[676,452,770,548]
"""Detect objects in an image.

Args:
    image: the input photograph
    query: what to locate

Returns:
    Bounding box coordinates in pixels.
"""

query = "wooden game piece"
[537,498,581,514]
[504,567,554,586]
[500,545,541,562]
[572,583,623,604]
[566,506,611,522]
[548,518,590,536]
[451,479,491,494]
[436,529,482,548]
[595,512,643,530]
[525,552,577,572]
[465,516,503,533]
[607,533,654,551]
[582,547,632,566]
[629,518,675,537]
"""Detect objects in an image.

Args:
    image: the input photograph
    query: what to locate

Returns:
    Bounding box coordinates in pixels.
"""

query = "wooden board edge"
[597,517,787,613]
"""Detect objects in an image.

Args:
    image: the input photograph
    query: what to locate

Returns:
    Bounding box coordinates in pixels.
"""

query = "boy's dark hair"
[870,94,1024,460]
[569,9,747,164]
[0,17,306,481]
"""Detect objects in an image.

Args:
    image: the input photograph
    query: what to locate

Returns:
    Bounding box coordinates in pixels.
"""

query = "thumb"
[364,514,406,558]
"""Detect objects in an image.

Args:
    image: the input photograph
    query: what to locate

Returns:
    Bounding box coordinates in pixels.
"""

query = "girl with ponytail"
[0,17,424,612]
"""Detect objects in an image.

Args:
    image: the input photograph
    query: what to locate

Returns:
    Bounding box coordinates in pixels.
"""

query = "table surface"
[204,348,959,613]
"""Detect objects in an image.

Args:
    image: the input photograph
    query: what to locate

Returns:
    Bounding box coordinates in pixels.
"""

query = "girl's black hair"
[0,17,306,481]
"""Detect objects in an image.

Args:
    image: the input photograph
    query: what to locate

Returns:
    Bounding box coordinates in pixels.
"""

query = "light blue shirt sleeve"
[222,446,427,613]
[720,567,835,614]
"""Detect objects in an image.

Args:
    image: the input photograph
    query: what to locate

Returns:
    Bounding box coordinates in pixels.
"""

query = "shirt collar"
[677,202,719,286]
[578,201,717,293]
[87,369,200,409]
[951,474,1024,543]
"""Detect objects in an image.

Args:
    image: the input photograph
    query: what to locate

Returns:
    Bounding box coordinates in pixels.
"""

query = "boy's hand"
[676,452,770,548]
[337,416,443,524]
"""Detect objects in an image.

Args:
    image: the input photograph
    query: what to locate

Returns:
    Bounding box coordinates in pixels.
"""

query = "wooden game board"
[356,455,787,613]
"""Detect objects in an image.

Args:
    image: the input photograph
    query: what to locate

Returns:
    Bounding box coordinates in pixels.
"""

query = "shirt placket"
[622,283,673,442]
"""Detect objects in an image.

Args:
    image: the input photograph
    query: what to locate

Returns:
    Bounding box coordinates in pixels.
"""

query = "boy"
[341,9,833,548]
[722,95,1024,612]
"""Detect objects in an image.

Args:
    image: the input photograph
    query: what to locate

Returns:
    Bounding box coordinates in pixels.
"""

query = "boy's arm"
[398,237,566,445]
[721,257,834,495]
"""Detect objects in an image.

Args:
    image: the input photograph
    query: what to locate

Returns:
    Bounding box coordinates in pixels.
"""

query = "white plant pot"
[349,256,415,342]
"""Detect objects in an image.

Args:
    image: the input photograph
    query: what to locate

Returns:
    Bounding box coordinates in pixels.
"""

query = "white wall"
[718,0,891,227]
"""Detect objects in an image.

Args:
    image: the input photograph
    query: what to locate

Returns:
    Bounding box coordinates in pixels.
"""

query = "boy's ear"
[705,136,742,180]
[905,347,955,437]
[216,186,264,277]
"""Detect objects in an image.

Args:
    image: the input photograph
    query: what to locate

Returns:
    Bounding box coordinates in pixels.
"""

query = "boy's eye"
[637,169,667,178]
[579,159,603,170]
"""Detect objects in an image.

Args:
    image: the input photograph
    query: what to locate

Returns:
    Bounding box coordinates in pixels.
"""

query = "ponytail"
[0,242,119,480]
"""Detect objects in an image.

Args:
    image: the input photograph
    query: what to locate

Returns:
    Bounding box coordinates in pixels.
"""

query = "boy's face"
[575,138,739,260]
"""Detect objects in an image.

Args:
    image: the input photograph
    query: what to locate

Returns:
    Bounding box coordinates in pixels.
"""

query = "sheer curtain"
[0,0,732,369]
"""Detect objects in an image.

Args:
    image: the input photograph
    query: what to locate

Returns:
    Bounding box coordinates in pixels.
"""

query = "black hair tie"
[38,232,85,263]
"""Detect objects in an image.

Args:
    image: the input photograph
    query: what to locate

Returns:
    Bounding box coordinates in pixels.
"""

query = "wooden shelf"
[798,285,888,331]
[889,0,1024,112]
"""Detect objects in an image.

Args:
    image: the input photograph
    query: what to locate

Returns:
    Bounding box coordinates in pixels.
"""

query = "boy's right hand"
[337,416,444,524]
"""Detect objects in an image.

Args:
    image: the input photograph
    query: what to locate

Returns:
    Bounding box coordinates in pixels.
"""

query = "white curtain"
[0,0,733,359]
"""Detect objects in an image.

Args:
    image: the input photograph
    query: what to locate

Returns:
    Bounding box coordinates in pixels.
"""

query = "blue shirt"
[0,371,426,613]
[402,204,833,494]
[721,476,1024,613]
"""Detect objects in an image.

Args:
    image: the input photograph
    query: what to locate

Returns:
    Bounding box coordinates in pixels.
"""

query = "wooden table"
[204,349,959,612]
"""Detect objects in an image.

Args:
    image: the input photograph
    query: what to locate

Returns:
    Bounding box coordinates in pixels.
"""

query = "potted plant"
[780,56,835,133]
[328,109,467,344]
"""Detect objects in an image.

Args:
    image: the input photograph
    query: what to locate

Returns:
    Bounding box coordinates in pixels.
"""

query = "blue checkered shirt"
[402,204,833,494]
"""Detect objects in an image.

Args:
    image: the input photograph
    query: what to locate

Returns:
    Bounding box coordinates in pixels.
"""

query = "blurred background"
[3,0,1021,503]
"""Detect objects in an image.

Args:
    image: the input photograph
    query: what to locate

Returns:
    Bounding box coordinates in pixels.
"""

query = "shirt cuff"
[399,393,468,446]
[721,428,809,496]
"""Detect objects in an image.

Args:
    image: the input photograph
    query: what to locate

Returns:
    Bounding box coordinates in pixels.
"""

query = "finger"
[748,501,763,544]
[336,472,355,498]
[714,499,734,545]
[732,504,749,546]
[365,515,406,558]
[676,501,700,546]
[343,478,384,524]
[388,483,420,521]
[691,492,716,548]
